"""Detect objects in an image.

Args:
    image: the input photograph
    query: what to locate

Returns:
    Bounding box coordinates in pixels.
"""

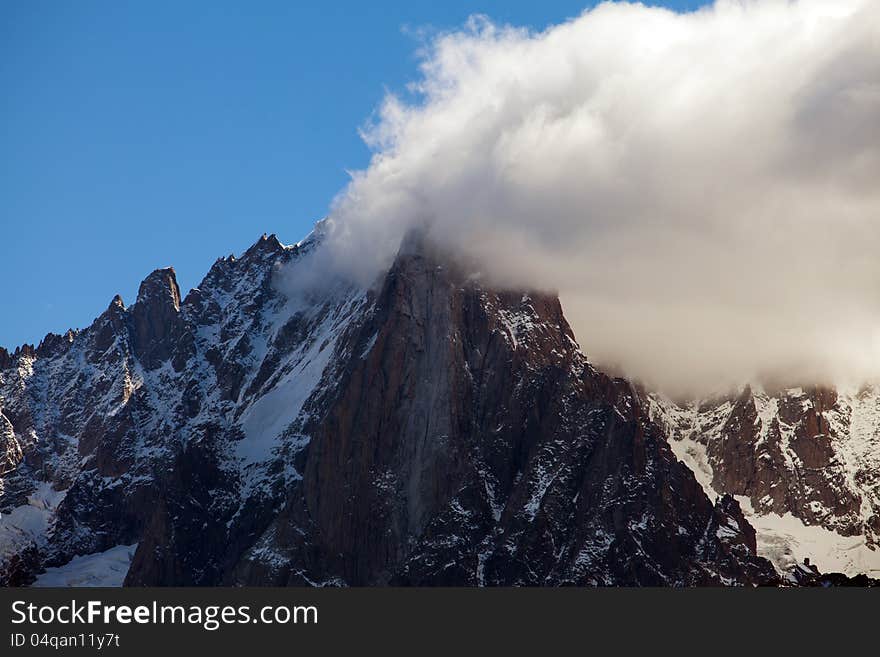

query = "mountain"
[648,384,880,580]
[0,225,872,586]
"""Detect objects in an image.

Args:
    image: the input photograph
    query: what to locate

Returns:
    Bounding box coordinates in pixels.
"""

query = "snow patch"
[0,482,67,560]
[668,436,717,501]
[32,544,137,587]
[236,296,360,466]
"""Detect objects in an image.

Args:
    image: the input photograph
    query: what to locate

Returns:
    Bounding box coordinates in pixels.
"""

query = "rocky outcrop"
[130,268,184,370]
[0,410,22,481]
[0,348,11,371]
[35,330,76,360]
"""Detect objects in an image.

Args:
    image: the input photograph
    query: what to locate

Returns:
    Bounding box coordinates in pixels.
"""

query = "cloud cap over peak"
[318,0,880,395]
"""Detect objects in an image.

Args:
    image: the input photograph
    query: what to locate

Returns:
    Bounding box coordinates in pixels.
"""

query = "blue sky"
[1,0,709,348]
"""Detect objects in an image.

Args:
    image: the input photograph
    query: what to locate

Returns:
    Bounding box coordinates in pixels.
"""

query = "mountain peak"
[4,228,873,587]
[130,267,183,369]
[244,233,286,259]
[136,267,181,311]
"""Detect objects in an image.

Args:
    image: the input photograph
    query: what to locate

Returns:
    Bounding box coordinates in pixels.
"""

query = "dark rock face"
[130,268,185,370]
[708,385,861,532]
[787,558,879,587]
[218,237,777,586]
[1,228,781,586]
[0,348,11,371]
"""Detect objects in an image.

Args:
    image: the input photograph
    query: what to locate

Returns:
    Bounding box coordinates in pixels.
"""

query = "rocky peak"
[87,294,130,357]
[135,267,181,311]
[130,267,183,369]
[12,344,35,360]
[243,233,285,259]
[35,330,76,359]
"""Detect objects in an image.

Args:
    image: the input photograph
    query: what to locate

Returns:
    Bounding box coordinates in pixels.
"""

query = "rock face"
[648,384,880,578]
[129,268,185,369]
[0,226,789,586]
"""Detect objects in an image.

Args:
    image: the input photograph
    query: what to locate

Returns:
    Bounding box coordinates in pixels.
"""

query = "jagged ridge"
[0,227,842,586]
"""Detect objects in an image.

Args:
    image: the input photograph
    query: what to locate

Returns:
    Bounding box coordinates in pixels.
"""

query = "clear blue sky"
[1,0,708,349]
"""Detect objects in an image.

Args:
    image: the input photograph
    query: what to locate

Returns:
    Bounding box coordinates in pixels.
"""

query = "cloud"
[311,0,880,394]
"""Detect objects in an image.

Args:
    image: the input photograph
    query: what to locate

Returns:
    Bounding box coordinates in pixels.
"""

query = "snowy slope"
[32,544,137,587]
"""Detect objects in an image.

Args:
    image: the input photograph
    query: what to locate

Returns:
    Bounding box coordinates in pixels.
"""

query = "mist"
[303,0,880,395]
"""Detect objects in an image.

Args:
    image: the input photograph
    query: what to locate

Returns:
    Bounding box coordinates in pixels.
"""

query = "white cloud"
[313,0,880,394]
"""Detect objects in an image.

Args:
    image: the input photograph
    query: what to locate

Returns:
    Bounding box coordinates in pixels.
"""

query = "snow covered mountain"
[0,225,875,586]
[647,385,880,580]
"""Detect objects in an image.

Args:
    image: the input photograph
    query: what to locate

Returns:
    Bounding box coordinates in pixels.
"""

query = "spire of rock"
[136,267,181,311]
[130,267,183,369]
